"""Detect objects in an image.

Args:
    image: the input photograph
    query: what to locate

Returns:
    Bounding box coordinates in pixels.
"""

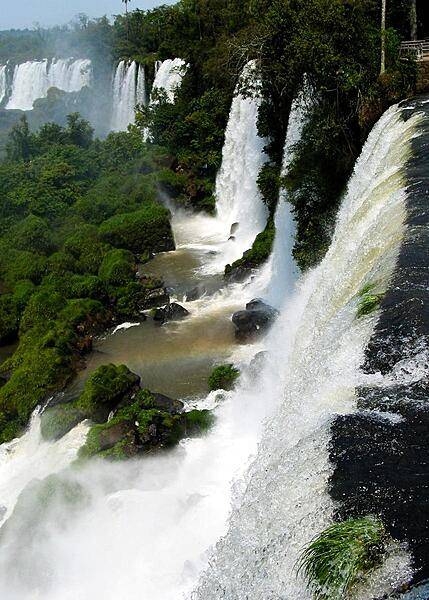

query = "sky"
[0,0,176,30]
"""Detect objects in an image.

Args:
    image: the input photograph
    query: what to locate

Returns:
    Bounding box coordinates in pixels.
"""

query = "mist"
[0,0,177,31]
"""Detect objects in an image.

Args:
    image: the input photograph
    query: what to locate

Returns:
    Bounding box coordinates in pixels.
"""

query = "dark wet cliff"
[329,96,429,585]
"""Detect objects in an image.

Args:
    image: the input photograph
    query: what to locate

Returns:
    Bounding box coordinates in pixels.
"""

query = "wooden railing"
[400,39,429,61]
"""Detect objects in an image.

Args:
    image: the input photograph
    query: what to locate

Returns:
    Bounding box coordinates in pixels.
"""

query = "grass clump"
[356,283,383,318]
[208,364,240,391]
[297,516,388,599]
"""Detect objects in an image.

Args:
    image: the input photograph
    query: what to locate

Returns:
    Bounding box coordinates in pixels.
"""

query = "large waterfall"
[6,58,92,111]
[111,60,147,132]
[193,103,420,599]
[0,72,425,598]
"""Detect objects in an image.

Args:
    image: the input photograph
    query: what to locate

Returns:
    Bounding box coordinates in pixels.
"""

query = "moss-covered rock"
[76,363,140,422]
[78,386,214,461]
[225,221,275,282]
[208,364,240,391]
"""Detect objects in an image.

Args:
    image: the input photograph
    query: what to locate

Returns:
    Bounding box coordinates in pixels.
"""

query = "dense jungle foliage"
[0,0,420,440]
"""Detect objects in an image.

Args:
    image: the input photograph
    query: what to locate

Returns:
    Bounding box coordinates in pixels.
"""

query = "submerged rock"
[232,298,279,340]
[185,286,205,302]
[153,302,190,324]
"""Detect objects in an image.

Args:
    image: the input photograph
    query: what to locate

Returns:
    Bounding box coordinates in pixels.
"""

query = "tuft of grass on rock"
[297,516,388,600]
[208,364,240,391]
[356,283,383,318]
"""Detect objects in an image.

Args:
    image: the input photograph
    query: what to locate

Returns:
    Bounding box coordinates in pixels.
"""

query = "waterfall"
[5,58,92,111]
[205,60,268,273]
[265,79,312,306]
[151,58,187,103]
[193,103,421,599]
[111,61,147,132]
[6,60,48,111]
[48,58,92,93]
[137,64,147,106]
[0,66,6,105]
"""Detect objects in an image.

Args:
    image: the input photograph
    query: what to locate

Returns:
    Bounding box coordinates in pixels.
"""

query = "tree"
[381,0,387,74]
[122,0,131,15]
[410,0,417,40]
[6,115,33,162]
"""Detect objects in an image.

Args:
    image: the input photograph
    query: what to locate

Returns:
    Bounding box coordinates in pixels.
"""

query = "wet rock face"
[153,302,190,324]
[232,298,279,340]
[329,99,429,585]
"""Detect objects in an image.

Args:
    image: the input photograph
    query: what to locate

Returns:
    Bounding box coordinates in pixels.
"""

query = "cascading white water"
[0,78,420,600]
[151,58,187,103]
[48,58,92,93]
[0,66,7,105]
[6,60,48,111]
[193,103,420,600]
[137,64,147,106]
[111,61,147,132]
[264,80,312,306]
[6,58,92,111]
[203,60,269,273]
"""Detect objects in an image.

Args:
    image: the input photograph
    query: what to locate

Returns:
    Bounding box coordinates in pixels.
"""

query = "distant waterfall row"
[111,58,187,132]
[0,58,92,111]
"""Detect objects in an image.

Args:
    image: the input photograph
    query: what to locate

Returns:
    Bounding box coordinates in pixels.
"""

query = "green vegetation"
[41,366,215,461]
[208,364,240,391]
[0,115,174,443]
[297,517,388,599]
[0,0,417,442]
[76,364,140,420]
[357,284,383,318]
[225,221,275,281]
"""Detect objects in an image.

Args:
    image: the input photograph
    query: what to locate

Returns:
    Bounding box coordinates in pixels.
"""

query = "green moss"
[78,386,215,461]
[208,364,240,391]
[297,517,388,600]
[76,363,140,419]
[40,403,86,441]
[225,221,275,278]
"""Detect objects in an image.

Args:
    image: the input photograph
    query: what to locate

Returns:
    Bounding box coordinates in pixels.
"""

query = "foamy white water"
[193,104,420,599]
[6,58,92,111]
[203,60,268,273]
[151,58,187,103]
[264,79,312,306]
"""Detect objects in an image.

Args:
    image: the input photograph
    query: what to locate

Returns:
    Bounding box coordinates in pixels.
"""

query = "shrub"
[208,364,240,391]
[297,517,388,600]
[99,205,174,255]
[98,249,136,286]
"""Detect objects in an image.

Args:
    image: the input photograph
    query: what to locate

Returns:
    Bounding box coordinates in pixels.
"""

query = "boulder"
[185,286,205,302]
[154,302,190,324]
[150,392,184,414]
[232,299,279,340]
[230,222,239,235]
